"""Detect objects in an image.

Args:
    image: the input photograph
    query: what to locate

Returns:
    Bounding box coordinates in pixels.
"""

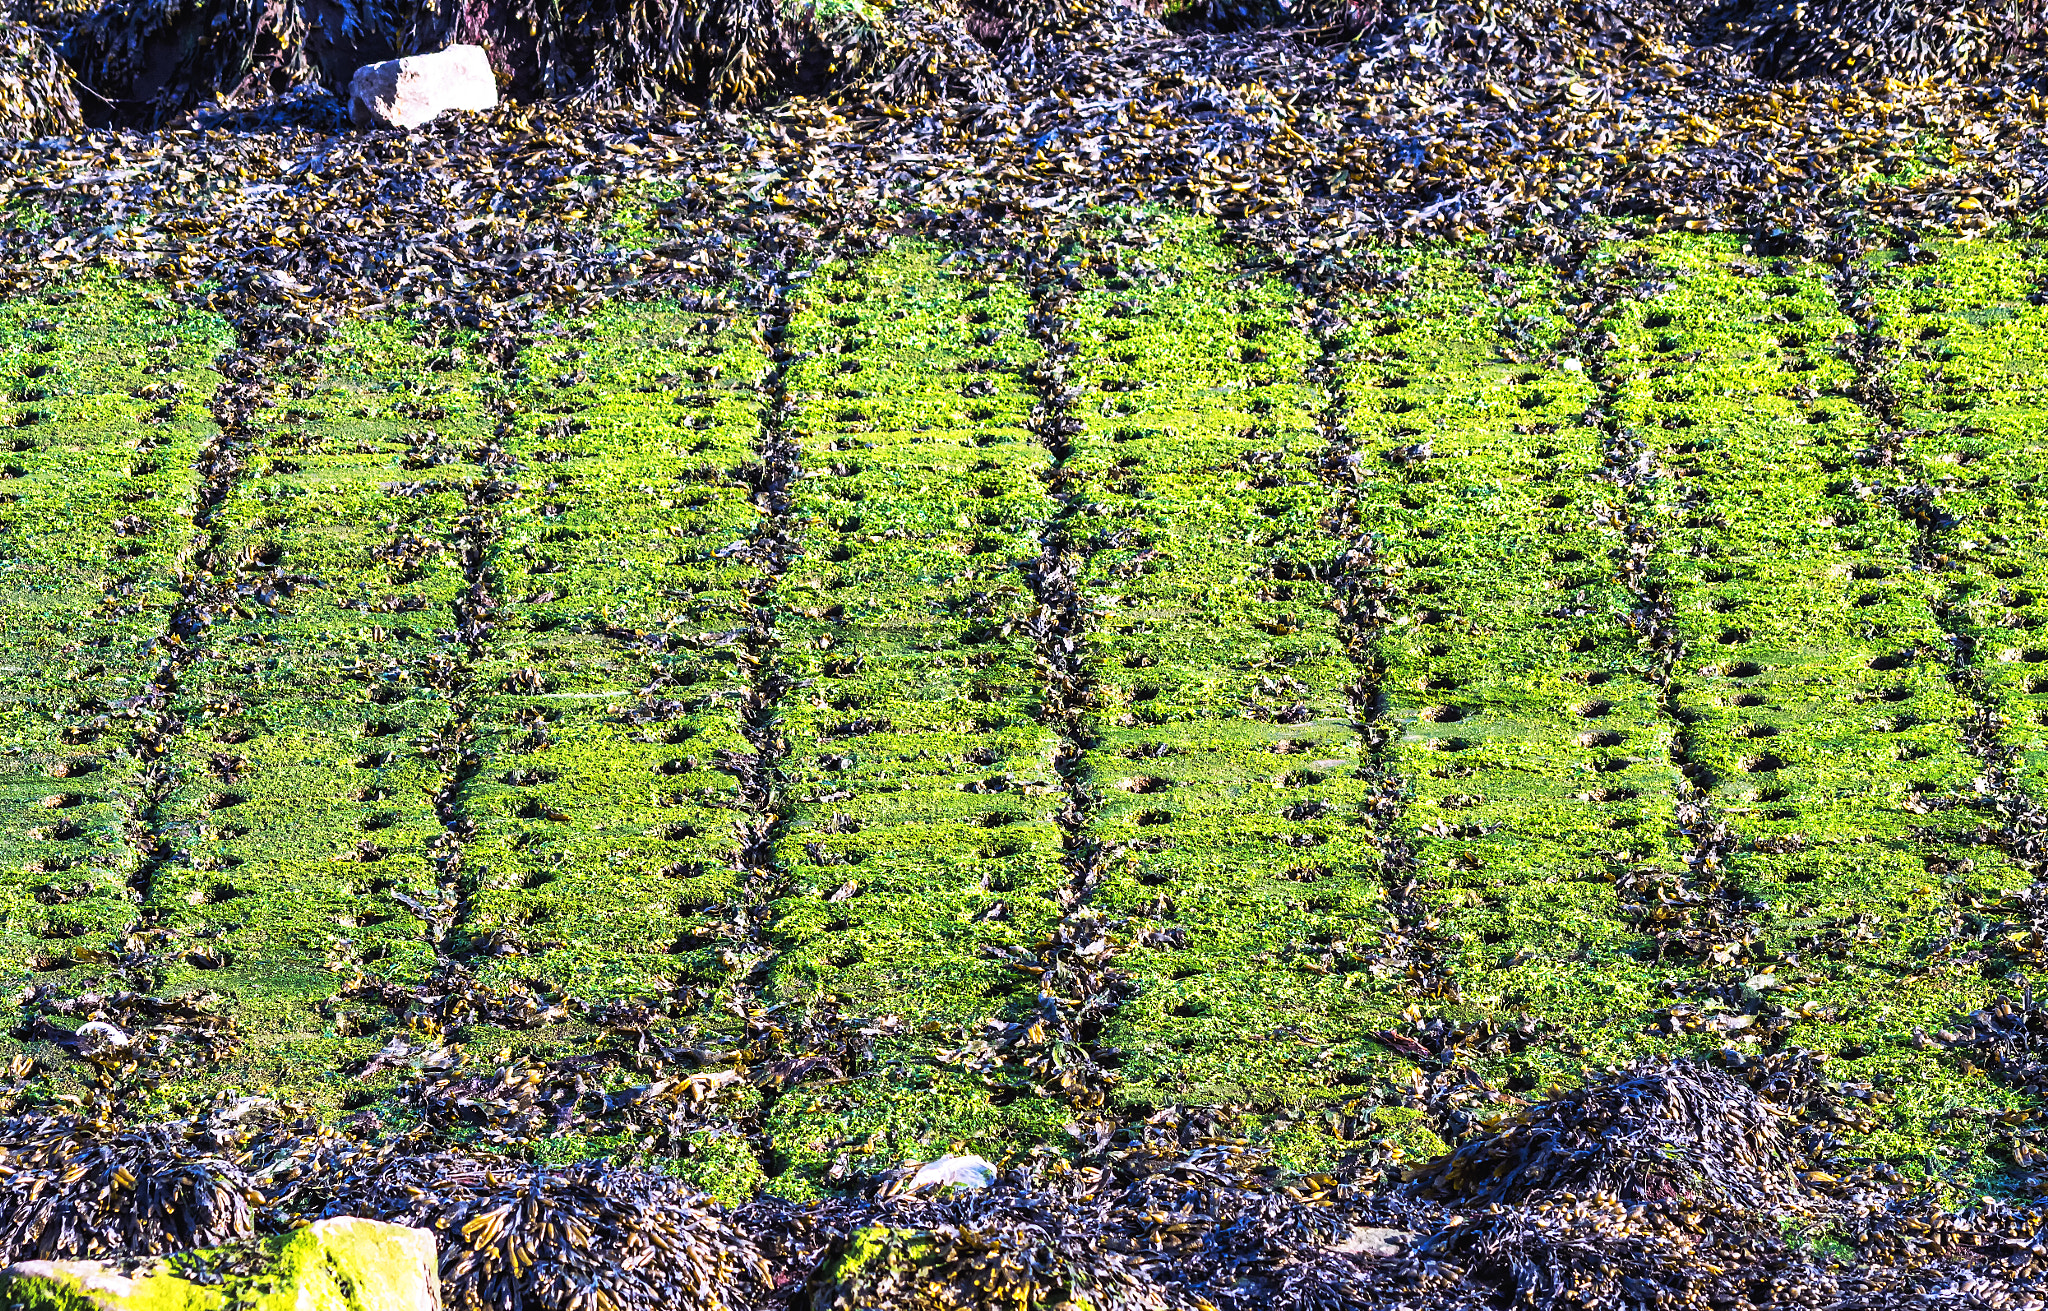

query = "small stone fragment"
[349,45,498,131]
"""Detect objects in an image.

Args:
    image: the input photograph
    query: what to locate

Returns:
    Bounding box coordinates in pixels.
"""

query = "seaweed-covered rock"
[1405,1057,1802,1212]
[0,1116,269,1260]
[0,1114,768,1311]
[781,1139,1385,1311]
[0,1217,439,1311]
[1709,0,2048,80]
[1358,0,1704,77]
[0,22,81,139]
[57,0,1119,126]
[65,0,396,127]
[800,1223,1164,1311]
[282,1151,768,1311]
[1391,1192,1833,1311]
[395,0,1014,107]
[1344,0,2048,83]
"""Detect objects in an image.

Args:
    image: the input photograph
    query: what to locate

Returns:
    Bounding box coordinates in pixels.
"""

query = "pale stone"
[902,1154,997,1193]
[1326,1226,1420,1258]
[349,45,498,131]
[71,1020,129,1057]
[0,1217,439,1311]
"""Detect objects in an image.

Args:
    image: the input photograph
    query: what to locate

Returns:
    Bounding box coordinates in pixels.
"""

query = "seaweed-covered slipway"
[13,0,2048,1306]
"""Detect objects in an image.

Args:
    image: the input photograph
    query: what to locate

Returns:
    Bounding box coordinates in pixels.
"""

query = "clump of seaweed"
[849,0,1014,103]
[1387,1191,1830,1311]
[402,0,805,107]
[1351,0,2048,83]
[0,1102,277,1259]
[0,19,78,137]
[1360,0,1707,77]
[1707,0,2048,82]
[0,1106,770,1311]
[1936,984,2048,1098]
[1375,1058,2048,1310]
[282,1147,771,1311]
[788,1137,1394,1311]
[64,0,389,127]
[59,0,1112,127]
[10,1063,2048,1308]
[1405,1057,1800,1211]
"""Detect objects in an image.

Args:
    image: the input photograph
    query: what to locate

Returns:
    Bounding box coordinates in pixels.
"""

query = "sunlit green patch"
[761,1055,1070,1202]
[461,298,764,1001]
[759,244,1063,1162]
[3,222,2046,1200]
[0,276,229,1010]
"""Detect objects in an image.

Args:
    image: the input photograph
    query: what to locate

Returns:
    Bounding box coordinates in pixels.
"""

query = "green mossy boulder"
[802,1228,940,1311]
[0,1218,439,1311]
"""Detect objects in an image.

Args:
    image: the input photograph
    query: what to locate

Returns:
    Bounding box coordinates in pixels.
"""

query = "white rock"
[212,1094,279,1124]
[72,1020,128,1057]
[1326,1226,1419,1258]
[904,1154,997,1193]
[350,45,498,132]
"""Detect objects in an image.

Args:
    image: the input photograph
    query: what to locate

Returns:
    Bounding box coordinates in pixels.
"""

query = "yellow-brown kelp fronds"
[1710,0,2048,82]
[0,21,79,139]
[64,0,399,128]
[10,1065,2048,1310]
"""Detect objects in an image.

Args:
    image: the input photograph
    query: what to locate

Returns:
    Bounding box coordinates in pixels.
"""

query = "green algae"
[0,276,231,1026]
[2,222,2047,1199]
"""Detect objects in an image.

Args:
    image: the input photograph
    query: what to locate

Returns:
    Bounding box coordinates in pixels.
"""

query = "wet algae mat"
[9,217,2048,1201]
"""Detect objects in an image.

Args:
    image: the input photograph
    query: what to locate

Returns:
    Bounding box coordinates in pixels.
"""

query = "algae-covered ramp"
[8,221,2048,1193]
[0,286,231,961]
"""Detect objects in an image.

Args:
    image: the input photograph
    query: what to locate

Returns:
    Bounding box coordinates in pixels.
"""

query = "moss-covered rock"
[0,1217,439,1311]
[801,1227,939,1311]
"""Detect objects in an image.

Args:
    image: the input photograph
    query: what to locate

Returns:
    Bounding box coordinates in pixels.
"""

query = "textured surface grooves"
[420,360,515,964]
[967,241,1127,1131]
[1304,292,1428,1002]
[1839,234,2048,982]
[721,261,803,1006]
[1570,237,1754,967]
[1344,245,1641,1072]
[147,316,498,1084]
[1065,219,1377,1112]
[451,297,760,1003]
[765,246,1066,1182]
[0,286,230,976]
[15,224,2048,1187]
[394,323,528,975]
[121,329,281,921]
[1603,237,1984,1150]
